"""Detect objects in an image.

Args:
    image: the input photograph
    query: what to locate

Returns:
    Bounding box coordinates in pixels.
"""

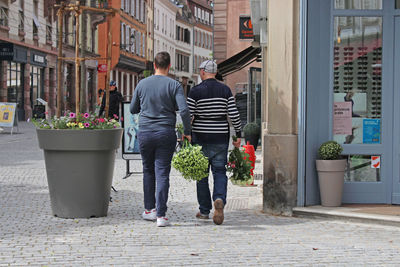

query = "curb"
[293,207,400,227]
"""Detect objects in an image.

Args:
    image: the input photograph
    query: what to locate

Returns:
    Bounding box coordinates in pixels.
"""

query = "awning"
[217,46,261,79]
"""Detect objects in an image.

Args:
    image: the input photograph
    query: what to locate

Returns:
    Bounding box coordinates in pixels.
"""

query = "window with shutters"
[142,33,145,57]
[136,31,140,55]
[136,0,140,20]
[121,0,125,10]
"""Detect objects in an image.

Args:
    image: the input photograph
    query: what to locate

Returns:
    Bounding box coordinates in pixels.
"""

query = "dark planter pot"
[244,134,260,151]
[37,128,123,218]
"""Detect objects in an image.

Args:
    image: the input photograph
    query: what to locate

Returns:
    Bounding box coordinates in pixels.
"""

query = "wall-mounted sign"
[333,102,352,135]
[239,16,254,40]
[98,64,107,73]
[0,43,14,61]
[0,102,17,127]
[30,51,47,67]
[363,119,380,144]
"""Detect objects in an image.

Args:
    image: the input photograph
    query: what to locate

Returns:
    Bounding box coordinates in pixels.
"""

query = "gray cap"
[199,60,217,74]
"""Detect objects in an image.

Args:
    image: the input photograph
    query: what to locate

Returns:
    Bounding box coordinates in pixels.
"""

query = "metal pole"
[56,4,64,117]
[104,14,112,118]
[74,7,80,115]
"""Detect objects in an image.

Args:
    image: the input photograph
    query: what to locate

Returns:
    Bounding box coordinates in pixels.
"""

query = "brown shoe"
[213,199,224,225]
[196,212,209,219]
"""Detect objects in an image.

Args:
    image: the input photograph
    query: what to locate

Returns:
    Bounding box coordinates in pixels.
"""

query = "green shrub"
[318,141,343,160]
[243,122,260,136]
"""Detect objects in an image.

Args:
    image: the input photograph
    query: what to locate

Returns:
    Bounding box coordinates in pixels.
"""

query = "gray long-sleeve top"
[130,75,191,135]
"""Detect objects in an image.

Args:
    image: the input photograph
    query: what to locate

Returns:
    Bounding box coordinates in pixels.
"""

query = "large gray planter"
[37,128,123,218]
[316,159,347,207]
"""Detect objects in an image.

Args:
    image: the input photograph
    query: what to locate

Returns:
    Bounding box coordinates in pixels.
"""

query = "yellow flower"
[71,122,77,127]
[66,122,71,127]
[78,123,84,129]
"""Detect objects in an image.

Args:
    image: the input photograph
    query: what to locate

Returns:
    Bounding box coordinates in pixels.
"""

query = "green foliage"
[172,140,209,181]
[31,111,120,130]
[243,122,260,136]
[227,136,253,182]
[176,123,184,135]
[143,70,152,78]
[318,141,343,160]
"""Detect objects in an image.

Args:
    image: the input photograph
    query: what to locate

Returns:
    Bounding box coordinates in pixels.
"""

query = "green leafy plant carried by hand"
[318,141,343,160]
[227,136,253,181]
[172,139,209,181]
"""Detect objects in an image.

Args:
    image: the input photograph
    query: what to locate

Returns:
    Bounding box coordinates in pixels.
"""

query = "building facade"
[146,0,154,69]
[0,0,58,120]
[154,0,178,77]
[249,0,400,215]
[98,0,147,103]
[188,0,213,85]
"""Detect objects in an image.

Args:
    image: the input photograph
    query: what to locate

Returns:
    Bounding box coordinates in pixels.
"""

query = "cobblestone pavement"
[1,123,400,266]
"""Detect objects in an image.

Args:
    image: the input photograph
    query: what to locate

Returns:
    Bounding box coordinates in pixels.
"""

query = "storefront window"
[30,66,43,107]
[335,0,382,9]
[345,155,381,182]
[7,62,24,110]
[333,17,382,145]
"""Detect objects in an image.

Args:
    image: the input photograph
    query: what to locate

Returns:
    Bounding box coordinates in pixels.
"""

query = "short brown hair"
[154,52,170,69]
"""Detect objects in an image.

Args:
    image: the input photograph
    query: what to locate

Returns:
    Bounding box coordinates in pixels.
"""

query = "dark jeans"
[193,138,229,215]
[137,129,176,217]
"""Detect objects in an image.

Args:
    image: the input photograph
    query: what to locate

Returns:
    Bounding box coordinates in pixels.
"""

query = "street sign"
[239,16,254,39]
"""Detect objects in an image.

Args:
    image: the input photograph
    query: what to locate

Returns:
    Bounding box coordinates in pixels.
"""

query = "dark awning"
[217,46,261,79]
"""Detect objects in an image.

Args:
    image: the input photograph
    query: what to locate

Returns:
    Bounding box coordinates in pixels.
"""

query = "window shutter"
[126,25,130,51]
[121,22,124,48]
[131,29,135,53]
[142,33,145,57]
[131,0,136,17]
[136,0,140,19]
[136,31,140,55]
[141,0,145,22]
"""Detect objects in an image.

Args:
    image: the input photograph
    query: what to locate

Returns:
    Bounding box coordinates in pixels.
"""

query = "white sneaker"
[142,209,157,221]
[157,217,170,227]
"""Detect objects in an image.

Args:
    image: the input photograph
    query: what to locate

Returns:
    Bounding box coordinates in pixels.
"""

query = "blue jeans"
[193,139,229,215]
[137,129,176,217]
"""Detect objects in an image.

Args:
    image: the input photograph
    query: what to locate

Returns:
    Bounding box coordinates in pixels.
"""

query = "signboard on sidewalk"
[0,102,17,127]
[121,102,140,154]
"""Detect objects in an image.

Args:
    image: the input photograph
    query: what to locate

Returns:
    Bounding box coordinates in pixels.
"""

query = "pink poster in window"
[333,102,352,135]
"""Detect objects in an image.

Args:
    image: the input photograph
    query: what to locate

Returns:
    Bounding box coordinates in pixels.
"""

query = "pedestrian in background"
[130,52,191,227]
[187,60,242,225]
[99,80,123,119]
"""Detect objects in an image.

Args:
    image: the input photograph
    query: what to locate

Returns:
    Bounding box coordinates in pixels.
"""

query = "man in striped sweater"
[187,60,242,225]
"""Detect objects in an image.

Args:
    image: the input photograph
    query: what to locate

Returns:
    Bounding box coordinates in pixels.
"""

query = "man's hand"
[183,134,192,143]
[232,137,241,148]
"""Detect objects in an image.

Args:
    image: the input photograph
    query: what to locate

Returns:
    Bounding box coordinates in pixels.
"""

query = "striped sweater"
[187,78,242,144]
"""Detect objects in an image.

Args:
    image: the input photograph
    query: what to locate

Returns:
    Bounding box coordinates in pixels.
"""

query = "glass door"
[331,1,390,203]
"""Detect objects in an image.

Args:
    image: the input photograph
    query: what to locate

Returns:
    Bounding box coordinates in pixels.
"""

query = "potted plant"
[33,112,123,218]
[243,122,260,150]
[316,141,347,207]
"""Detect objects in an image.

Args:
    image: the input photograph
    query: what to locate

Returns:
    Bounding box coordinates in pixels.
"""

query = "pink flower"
[69,112,76,118]
[120,117,124,122]
[98,118,105,123]
[44,111,48,115]
[84,113,90,118]
[231,164,236,168]
[113,114,119,119]
[84,123,90,128]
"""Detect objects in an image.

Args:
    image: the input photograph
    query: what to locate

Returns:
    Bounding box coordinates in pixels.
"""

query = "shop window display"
[332,16,382,145]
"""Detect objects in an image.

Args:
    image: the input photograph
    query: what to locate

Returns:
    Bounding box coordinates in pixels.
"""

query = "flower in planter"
[32,111,120,130]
